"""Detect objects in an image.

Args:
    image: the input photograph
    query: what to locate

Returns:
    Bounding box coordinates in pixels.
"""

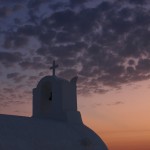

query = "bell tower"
[32,61,82,124]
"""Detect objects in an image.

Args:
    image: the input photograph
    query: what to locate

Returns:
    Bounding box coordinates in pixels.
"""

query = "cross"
[50,60,58,76]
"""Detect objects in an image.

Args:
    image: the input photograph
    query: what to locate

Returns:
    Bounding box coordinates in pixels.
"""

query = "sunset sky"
[0,0,150,149]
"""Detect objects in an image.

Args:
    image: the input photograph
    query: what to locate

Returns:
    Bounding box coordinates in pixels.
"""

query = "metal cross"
[50,60,58,76]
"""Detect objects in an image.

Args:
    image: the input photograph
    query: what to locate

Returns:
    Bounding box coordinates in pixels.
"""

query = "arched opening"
[40,81,52,116]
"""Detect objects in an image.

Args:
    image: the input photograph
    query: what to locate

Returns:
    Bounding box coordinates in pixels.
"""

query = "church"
[0,61,108,150]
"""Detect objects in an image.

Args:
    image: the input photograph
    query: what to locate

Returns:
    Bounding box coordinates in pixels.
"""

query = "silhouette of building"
[32,61,82,123]
[0,61,108,150]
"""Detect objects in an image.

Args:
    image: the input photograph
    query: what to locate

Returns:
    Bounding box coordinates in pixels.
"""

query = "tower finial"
[50,60,58,76]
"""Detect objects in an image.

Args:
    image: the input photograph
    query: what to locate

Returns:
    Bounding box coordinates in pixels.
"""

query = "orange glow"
[100,130,150,150]
[80,80,150,150]
[83,115,150,150]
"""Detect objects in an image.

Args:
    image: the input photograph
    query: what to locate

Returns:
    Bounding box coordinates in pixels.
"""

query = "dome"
[0,115,108,150]
[37,75,68,88]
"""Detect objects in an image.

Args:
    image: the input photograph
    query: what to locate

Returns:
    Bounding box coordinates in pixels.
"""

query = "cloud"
[58,68,77,79]
[107,101,124,106]
[0,0,25,3]
[12,4,24,12]
[28,75,39,82]
[27,0,50,9]
[70,0,89,7]
[34,1,150,93]
[19,61,47,70]
[0,3,24,19]
[7,72,26,83]
[3,88,14,93]
[3,34,29,49]
[136,58,150,73]
[49,9,77,31]
[0,7,12,18]
[1,0,150,95]
[17,25,40,36]
[7,72,19,79]
[128,0,146,5]
[0,52,22,67]
[50,2,68,11]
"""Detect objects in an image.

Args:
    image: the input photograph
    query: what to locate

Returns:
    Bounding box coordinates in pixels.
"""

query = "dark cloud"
[12,4,23,12]
[38,30,56,45]
[0,52,22,66]
[7,72,26,83]
[0,0,24,3]
[51,43,86,58]
[70,0,88,7]
[3,34,28,49]
[0,6,12,18]
[36,42,86,60]
[128,0,146,5]
[17,25,40,36]
[3,88,14,93]
[93,88,109,94]
[14,18,22,24]
[49,9,76,30]
[50,2,68,11]
[36,47,49,56]
[19,61,47,70]
[58,69,77,80]
[0,3,24,19]
[118,7,132,18]
[27,0,50,9]
[97,1,112,12]
[128,59,135,65]
[107,101,124,106]
[28,75,39,82]
[136,58,150,73]
[1,0,150,95]
[7,72,19,79]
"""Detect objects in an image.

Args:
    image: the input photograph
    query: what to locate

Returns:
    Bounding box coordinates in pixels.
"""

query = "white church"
[0,61,108,150]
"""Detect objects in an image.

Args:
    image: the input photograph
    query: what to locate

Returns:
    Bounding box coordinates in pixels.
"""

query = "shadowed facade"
[0,61,108,150]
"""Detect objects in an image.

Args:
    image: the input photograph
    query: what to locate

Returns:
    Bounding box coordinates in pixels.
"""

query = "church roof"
[36,75,69,87]
[0,114,108,150]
